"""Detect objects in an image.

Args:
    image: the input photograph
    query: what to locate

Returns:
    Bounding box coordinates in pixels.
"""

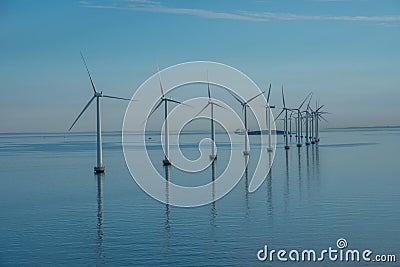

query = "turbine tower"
[147,65,184,166]
[69,53,131,173]
[275,85,291,150]
[265,84,275,153]
[303,95,313,146]
[313,102,327,143]
[292,93,312,147]
[228,90,265,155]
[194,73,226,160]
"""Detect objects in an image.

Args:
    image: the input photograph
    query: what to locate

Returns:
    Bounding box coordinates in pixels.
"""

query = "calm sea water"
[0,128,399,266]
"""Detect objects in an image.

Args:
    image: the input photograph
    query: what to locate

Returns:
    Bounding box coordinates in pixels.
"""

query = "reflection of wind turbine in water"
[275,85,291,150]
[306,145,311,190]
[95,173,105,263]
[228,90,265,155]
[69,53,132,173]
[297,145,302,198]
[266,150,273,216]
[264,84,275,152]
[147,65,184,166]
[194,73,227,161]
[210,161,217,233]
[96,174,104,236]
[244,155,250,215]
[284,149,290,212]
[211,160,216,200]
[161,165,171,255]
[164,165,171,231]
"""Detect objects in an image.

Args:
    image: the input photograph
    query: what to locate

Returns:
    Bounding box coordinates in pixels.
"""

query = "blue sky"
[0,0,399,132]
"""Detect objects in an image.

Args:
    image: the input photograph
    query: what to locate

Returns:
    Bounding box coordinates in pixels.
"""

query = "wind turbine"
[194,73,226,160]
[69,53,132,173]
[303,95,313,146]
[292,93,312,147]
[275,85,291,150]
[313,102,327,143]
[228,90,265,155]
[289,111,294,138]
[147,65,184,166]
[265,84,275,152]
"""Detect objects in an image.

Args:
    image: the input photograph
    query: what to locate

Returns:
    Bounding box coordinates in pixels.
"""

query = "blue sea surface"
[0,128,399,266]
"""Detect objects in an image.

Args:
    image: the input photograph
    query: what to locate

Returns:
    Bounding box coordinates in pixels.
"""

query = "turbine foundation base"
[209,155,217,161]
[163,159,171,166]
[284,145,290,150]
[94,166,105,173]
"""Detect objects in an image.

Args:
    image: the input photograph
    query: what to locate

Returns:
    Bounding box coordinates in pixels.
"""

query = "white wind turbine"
[312,101,327,143]
[194,74,226,161]
[292,93,312,147]
[228,90,265,155]
[275,85,291,150]
[147,65,184,166]
[303,95,313,146]
[264,84,275,152]
[69,53,132,173]
[289,111,294,138]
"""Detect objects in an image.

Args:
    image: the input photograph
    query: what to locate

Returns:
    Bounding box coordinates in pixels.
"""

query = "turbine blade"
[275,109,285,121]
[166,98,183,105]
[246,91,265,104]
[298,92,313,110]
[69,96,96,131]
[211,101,227,110]
[102,94,132,101]
[194,103,210,117]
[319,114,328,122]
[80,52,97,93]
[147,98,164,119]
[316,105,325,112]
[306,93,313,110]
[166,98,192,108]
[156,64,165,97]
[281,85,286,108]
[266,83,272,102]
[207,70,211,99]
[227,90,245,105]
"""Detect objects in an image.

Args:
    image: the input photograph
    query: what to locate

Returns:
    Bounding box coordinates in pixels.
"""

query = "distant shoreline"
[324,125,400,130]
